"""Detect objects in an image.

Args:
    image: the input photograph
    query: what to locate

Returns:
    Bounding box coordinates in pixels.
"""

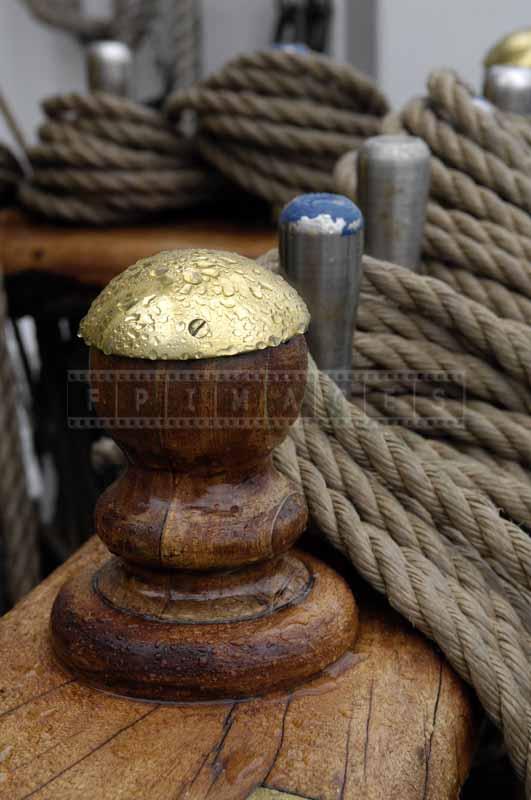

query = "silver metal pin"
[279,192,364,384]
[483,65,531,115]
[357,135,431,272]
[86,40,133,97]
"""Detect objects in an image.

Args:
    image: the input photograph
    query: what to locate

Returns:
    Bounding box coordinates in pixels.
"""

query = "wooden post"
[50,248,358,701]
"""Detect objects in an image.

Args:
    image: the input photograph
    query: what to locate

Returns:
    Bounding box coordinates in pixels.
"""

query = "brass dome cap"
[79,248,309,360]
[485,28,531,68]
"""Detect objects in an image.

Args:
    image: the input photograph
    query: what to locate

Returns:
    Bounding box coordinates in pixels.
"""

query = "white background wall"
[0,0,85,151]
[377,0,531,108]
[0,0,529,155]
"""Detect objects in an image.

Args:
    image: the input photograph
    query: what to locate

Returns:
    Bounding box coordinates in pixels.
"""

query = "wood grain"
[0,209,277,286]
[0,537,478,799]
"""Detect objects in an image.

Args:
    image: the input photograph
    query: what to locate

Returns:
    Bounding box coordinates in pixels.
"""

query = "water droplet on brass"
[79,248,309,360]
[183,269,202,285]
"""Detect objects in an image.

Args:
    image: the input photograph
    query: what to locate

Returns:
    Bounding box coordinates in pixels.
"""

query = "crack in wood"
[421,661,444,800]
[262,695,292,785]
[363,677,375,782]
[338,677,359,800]
[206,702,238,790]
[171,704,237,799]
[251,788,316,799]
[0,679,76,722]
[19,704,159,799]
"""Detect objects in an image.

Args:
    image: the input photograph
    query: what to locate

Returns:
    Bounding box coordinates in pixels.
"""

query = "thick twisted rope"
[260,229,531,789]
[380,70,531,323]
[280,68,531,788]
[273,355,531,792]
[20,92,220,225]
[166,49,388,205]
[360,393,531,468]
[151,63,531,782]
[360,409,531,525]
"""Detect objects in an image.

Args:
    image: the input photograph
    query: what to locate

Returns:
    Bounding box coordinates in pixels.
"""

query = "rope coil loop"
[20,92,220,225]
[277,68,531,790]
[378,69,531,324]
[261,212,531,789]
[166,49,389,205]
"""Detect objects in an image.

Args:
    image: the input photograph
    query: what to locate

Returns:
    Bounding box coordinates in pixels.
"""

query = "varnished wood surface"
[89,341,309,570]
[0,537,478,799]
[52,339,357,701]
[0,209,277,286]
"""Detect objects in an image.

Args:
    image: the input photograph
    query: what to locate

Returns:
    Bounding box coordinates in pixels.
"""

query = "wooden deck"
[0,537,477,800]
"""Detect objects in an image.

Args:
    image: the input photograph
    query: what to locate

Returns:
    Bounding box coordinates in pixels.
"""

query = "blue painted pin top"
[279,193,364,236]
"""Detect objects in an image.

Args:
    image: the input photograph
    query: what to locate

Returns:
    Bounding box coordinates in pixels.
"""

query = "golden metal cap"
[79,248,309,360]
[485,28,531,67]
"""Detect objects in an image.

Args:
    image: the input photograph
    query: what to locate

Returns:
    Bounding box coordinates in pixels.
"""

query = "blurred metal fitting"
[279,192,364,384]
[484,28,531,69]
[357,134,430,272]
[86,40,133,97]
[483,65,531,115]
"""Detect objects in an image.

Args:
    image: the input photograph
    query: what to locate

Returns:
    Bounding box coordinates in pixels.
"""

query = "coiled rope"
[19,92,221,224]
[166,48,389,205]
[336,71,531,325]
[257,247,531,793]
[386,70,531,325]
[259,69,531,793]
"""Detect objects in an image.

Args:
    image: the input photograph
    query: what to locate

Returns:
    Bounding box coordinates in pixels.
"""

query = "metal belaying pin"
[483,65,531,115]
[279,192,364,390]
[86,40,133,97]
[356,134,431,272]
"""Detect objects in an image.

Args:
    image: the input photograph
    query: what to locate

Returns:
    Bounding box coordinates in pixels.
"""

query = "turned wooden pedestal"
[51,336,357,700]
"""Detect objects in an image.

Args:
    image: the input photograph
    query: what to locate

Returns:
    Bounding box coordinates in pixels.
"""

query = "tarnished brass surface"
[80,248,309,360]
[485,28,531,67]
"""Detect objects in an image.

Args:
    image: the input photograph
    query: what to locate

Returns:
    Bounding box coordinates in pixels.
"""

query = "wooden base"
[50,550,358,701]
[1,538,477,799]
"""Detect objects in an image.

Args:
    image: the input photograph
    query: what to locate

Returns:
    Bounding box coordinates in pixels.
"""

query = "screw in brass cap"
[79,248,310,360]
